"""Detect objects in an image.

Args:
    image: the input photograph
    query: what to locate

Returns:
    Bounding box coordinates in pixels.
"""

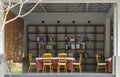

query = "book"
[37,37,39,41]
[76,44,80,49]
[76,36,81,42]
[70,37,75,42]
[39,44,45,49]
[80,43,85,49]
[71,44,75,49]
[65,43,71,49]
[46,44,52,50]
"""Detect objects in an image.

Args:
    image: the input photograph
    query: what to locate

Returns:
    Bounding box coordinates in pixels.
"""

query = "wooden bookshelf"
[26,24,105,72]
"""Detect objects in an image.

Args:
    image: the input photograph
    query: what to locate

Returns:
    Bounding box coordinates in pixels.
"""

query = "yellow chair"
[28,53,36,72]
[42,53,53,72]
[58,53,67,57]
[42,53,53,57]
[73,53,83,72]
[7,59,14,72]
[95,53,106,73]
[57,53,67,72]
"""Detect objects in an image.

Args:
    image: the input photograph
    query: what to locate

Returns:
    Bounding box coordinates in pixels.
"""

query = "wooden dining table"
[36,57,75,72]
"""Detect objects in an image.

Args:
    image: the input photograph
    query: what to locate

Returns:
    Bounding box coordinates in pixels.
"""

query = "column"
[0,30,4,54]
[0,4,5,77]
[116,2,120,77]
[24,20,28,57]
[105,15,110,57]
[113,4,118,57]
[23,20,29,72]
[0,30,5,77]
[117,3,120,56]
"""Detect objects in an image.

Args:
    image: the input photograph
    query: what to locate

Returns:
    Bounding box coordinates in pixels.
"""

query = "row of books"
[65,36,88,42]
[37,36,55,42]
[39,44,56,50]
[65,43,85,49]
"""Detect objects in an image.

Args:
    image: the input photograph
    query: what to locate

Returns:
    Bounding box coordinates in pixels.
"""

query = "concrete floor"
[5,73,114,77]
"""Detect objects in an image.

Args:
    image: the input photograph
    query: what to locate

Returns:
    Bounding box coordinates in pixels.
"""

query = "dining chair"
[57,53,67,72]
[73,53,83,72]
[28,53,36,72]
[7,59,14,72]
[95,53,106,73]
[42,53,53,72]
[42,53,53,57]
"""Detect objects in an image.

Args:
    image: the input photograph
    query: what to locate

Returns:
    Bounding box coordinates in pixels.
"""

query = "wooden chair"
[73,53,83,72]
[42,53,53,72]
[28,53,36,72]
[42,53,53,57]
[7,59,14,72]
[95,53,106,73]
[57,53,67,72]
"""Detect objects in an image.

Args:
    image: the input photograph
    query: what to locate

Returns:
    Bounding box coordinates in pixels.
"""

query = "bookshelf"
[27,24,105,72]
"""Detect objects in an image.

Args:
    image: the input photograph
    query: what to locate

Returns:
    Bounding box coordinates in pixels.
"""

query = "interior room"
[4,3,114,74]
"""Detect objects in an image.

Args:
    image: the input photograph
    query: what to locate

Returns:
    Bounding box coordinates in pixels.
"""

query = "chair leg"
[10,68,13,72]
[64,66,65,72]
[9,67,11,72]
[51,66,53,72]
[79,65,82,73]
[43,66,47,72]
[65,65,67,72]
[50,66,52,72]
[42,66,45,72]
[28,65,31,72]
[105,65,106,73]
[45,66,46,72]
[57,65,60,73]
[96,65,99,73]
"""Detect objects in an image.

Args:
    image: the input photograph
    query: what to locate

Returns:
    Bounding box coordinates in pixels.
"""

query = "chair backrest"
[79,53,83,63]
[95,53,99,63]
[58,53,67,63]
[42,53,53,63]
[7,59,13,68]
[58,53,67,57]
[28,53,32,63]
[42,53,53,57]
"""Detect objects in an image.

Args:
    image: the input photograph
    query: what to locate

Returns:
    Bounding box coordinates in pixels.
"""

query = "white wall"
[24,12,107,57]
[25,12,106,25]
[105,5,114,57]
[0,12,4,54]
[0,8,5,77]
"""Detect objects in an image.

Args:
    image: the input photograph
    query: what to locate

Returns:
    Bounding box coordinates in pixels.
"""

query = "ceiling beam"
[40,3,47,12]
[97,3,110,12]
[103,3,112,9]
[2,0,118,3]
[24,4,34,11]
[86,3,89,12]
[100,3,110,9]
